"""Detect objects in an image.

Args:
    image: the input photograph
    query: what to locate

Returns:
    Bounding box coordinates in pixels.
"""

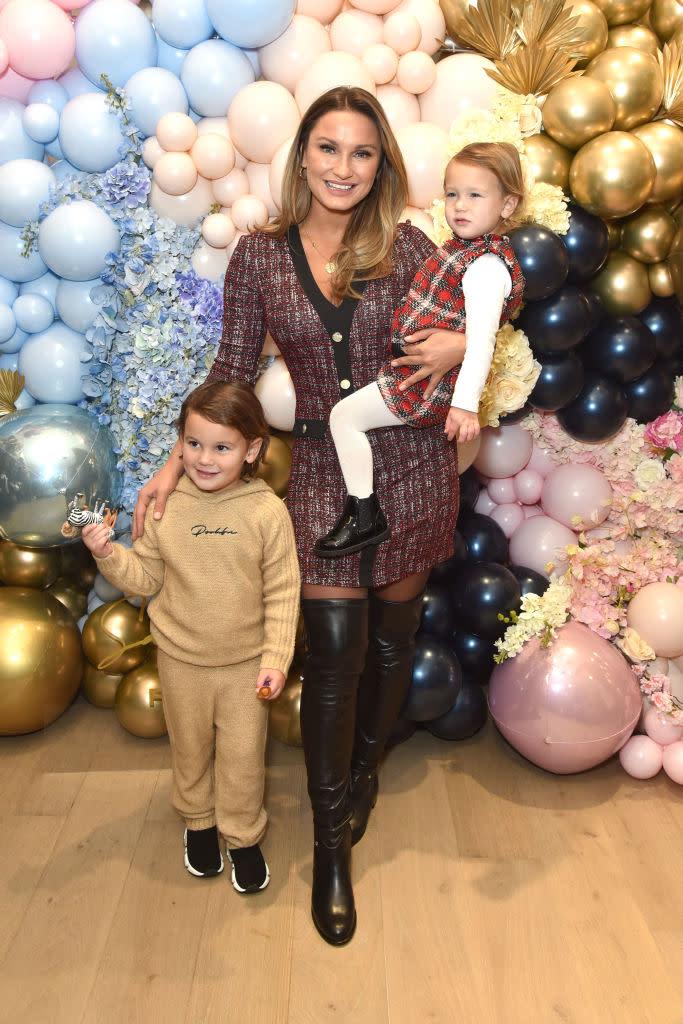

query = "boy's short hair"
[177,379,270,478]
[448,142,525,205]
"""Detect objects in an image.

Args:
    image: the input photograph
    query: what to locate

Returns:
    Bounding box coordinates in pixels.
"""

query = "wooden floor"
[1,696,683,1024]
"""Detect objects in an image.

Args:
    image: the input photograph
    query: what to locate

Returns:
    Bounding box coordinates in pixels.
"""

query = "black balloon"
[563,202,610,284]
[624,361,676,423]
[424,680,488,741]
[637,297,683,360]
[457,511,508,564]
[508,224,569,300]
[499,402,532,424]
[508,564,550,599]
[429,529,468,584]
[556,372,628,442]
[517,284,592,353]
[449,628,495,683]
[419,583,454,640]
[530,350,584,411]
[449,561,522,641]
[581,287,606,331]
[402,637,462,723]
[459,468,480,512]
[580,315,656,383]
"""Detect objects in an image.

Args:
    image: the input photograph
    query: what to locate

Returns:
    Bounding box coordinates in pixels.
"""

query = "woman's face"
[301,109,382,219]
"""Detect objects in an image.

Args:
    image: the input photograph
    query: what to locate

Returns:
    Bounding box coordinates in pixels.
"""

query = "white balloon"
[254,357,296,431]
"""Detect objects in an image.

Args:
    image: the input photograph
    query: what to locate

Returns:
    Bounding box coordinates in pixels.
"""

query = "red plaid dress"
[377,233,524,425]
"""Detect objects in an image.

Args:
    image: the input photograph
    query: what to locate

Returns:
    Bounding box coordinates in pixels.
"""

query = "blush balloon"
[525,444,558,478]
[619,734,663,779]
[473,424,533,479]
[540,463,612,531]
[508,515,576,578]
[487,477,516,504]
[513,468,543,505]
[662,741,683,784]
[626,582,683,659]
[375,84,420,130]
[643,705,683,746]
[258,14,331,94]
[489,502,525,538]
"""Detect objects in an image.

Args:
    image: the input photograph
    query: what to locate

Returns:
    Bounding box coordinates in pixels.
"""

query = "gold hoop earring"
[299,165,307,178]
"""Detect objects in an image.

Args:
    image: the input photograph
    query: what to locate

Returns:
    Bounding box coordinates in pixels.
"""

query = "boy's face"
[181,412,262,494]
[444,159,518,240]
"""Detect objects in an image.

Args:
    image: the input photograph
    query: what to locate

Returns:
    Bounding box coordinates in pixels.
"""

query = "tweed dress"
[208,222,460,588]
[377,234,524,425]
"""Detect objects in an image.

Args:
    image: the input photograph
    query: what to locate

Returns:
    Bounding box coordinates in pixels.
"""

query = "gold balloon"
[0,540,61,588]
[671,23,683,48]
[567,2,609,66]
[269,662,303,747]
[585,47,663,130]
[59,541,97,591]
[631,121,683,204]
[650,0,683,42]
[649,260,675,296]
[47,577,88,621]
[542,77,616,150]
[82,598,152,674]
[621,206,677,263]
[591,0,654,26]
[0,587,83,734]
[256,434,291,498]
[115,653,167,738]
[607,24,661,55]
[667,224,683,302]
[569,131,655,218]
[440,0,473,46]
[82,662,123,708]
[590,250,652,314]
[522,134,573,190]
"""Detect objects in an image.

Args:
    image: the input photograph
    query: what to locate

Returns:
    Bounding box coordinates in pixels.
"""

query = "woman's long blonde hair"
[265,86,409,300]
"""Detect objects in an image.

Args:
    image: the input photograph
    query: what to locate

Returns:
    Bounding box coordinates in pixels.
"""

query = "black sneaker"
[227,844,269,893]
[184,826,224,878]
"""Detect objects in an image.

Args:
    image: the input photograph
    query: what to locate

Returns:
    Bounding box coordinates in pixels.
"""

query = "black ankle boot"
[314,493,390,558]
[349,591,424,846]
[301,598,369,945]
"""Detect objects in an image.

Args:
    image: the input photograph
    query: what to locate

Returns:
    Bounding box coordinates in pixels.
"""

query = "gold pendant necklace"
[302,229,337,275]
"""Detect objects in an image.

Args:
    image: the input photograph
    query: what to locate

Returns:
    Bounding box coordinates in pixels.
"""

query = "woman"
[133,87,465,946]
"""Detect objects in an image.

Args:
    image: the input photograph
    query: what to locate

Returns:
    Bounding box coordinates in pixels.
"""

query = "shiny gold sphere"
[440,0,474,46]
[81,662,123,708]
[621,205,677,263]
[542,77,616,150]
[0,587,83,734]
[667,224,683,302]
[590,250,652,314]
[591,0,654,25]
[649,260,675,296]
[671,23,683,48]
[631,121,683,204]
[607,24,661,55]
[59,542,97,591]
[115,654,167,738]
[47,577,88,621]
[585,47,663,130]
[82,598,152,674]
[650,0,683,42]
[256,434,291,498]
[567,2,610,66]
[0,540,61,588]
[269,662,303,747]
[569,131,655,218]
[522,133,573,190]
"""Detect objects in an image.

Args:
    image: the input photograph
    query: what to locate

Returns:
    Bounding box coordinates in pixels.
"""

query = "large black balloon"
[457,511,508,564]
[402,637,462,723]
[516,284,592,354]
[580,315,656,383]
[637,297,683,360]
[581,287,606,331]
[449,628,495,683]
[424,680,488,741]
[419,583,454,640]
[508,564,550,599]
[508,224,569,300]
[459,468,480,512]
[625,361,676,423]
[449,561,522,641]
[529,350,584,411]
[499,402,532,424]
[556,372,628,442]
[563,202,610,284]
[429,529,468,584]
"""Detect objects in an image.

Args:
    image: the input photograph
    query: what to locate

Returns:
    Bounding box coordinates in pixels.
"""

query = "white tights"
[329,382,404,498]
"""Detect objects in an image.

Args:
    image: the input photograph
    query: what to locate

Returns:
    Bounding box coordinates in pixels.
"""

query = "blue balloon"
[0,222,47,284]
[0,277,19,305]
[155,36,190,77]
[59,92,125,173]
[1,325,29,355]
[243,49,261,76]
[124,67,189,138]
[38,200,120,281]
[75,0,158,90]
[28,80,70,113]
[19,271,61,309]
[205,0,295,48]
[49,157,85,183]
[44,135,65,161]
[57,66,103,99]
[56,278,100,333]
[19,323,92,404]
[0,303,16,344]
[0,99,44,165]
[154,0,214,49]
[12,294,54,334]
[22,104,60,145]
[180,39,255,117]
[0,158,56,228]
[0,352,19,371]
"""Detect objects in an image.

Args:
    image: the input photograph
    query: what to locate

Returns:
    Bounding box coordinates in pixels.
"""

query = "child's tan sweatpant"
[156,650,268,849]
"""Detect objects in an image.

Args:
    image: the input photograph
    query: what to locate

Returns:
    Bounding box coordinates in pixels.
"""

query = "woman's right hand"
[131,443,183,540]
[391,327,466,398]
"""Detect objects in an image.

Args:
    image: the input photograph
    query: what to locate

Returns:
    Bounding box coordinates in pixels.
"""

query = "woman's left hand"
[390,327,466,398]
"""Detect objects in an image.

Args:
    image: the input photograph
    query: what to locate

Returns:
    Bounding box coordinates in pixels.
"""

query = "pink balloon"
[395,0,445,56]
[190,133,235,180]
[0,37,7,74]
[268,136,295,212]
[362,43,399,85]
[201,212,236,248]
[396,50,436,95]
[230,193,269,232]
[348,0,401,13]
[258,15,331,94]
[0,64,33,102]
[618,735,664,779]
[295,0,344,23]
[51,0,94,8]
[662,740,683,784]
[487,476,516,504]
[489,621,642,774]
[0,0,75,79]
[508,515,576,578]
[489,502,524,538]
[149,176,213,227]
[473,424,533,479]
[419,53,497,131]
[153,152,198,196]
[626,582,683,659]
[474,489,496,515]
[191,240,229,284]
[156,113,197,152]
[383,11,421,53]
[329,9,384,56]
[526,443,558,478]
[228,81,300,165]
[246,161,279,218]
[541,463,612,531]
[395,120,449,208]
[643,705,683,746]
[399,204,435,237]
[376,83,420,131]
[522,504,543,518]
[254,357,296,431]
[295,51,376,115]
[212,167,249,207]
[513,468,543,505]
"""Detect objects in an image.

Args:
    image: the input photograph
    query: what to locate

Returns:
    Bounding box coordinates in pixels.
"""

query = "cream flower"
[615,627,656,663]
[634,458,667,491]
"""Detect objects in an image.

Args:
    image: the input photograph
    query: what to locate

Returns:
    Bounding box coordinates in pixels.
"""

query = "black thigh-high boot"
[349,591,424,846]
[300,597,369,946]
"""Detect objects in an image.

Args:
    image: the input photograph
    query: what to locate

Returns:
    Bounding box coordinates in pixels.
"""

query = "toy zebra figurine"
[61,492,118,540]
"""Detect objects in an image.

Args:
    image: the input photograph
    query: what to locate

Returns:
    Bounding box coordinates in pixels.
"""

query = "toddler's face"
[181,412,261,494]
[444,160,518,241]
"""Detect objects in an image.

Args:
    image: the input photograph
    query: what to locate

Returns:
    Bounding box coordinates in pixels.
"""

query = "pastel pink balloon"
[230,193,269,232]
[201,212,236,249]
[295,0,344,23]
[396,50,436,94]
[190,133,235,180]
[513,468,544,505]
[212,167,249,207]
[487,476,516,504]
[395,0,445,56]
[329,9,383,56]
[228,81,300,165]
[51,0,94,7]
[474,490,496,516]
[254,357,296,431]
[245,161,278,217]
[526,444,558,478]
[156,113,197,153]
[395,120,449,208]
[149,176,213,227]
[0,64,33,102]
[191,240,229,283]
[419,53,497,131]
[258,15,331,94]
[348,0,401,12]
[295,51,376,115]
[490,502,525,538]
[196,117,230,141]
[541,463,612,531]
[399,204,435,236]
[0,0,75,79]
[362,43,398,84]
[627,582,683,659]
[508,515,576,578]
[141,136,164,170]
[153,152,198,196]
[268,136,295,212]
[376,83,420,130]
[662,740,683,784]
[0,37,8,74]
[619,735,664,779]
[473,424,533,479]
[384,11,421,53]
[523,504,543,518]
[643,705,683,746]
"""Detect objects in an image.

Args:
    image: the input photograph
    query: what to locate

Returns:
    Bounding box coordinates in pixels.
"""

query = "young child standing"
[82,380,300,893]
[314,141,525,558]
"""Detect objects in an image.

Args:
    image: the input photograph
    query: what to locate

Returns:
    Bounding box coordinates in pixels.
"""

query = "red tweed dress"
[208,222,460,588]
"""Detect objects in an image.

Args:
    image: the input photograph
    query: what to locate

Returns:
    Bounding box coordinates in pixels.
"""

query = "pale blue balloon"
[75,0,158,90]
[22,104,60,145]
[0,223,47,284]
[13,294,54,334]
[153,0,213,49]
[49,157,85,183]
[156,36,190,77]
[0,277,19,305]
[59,92,125,173]
[57,66,103,99]
[20,271,61,309]
[0,99,44,165]
[0,325,28,354]
[19,323,92,404]
[0,303,16,344]
[0,352,36,408]
[0,159,56,228]
[28,80,69,114]
[39,201,120,282]
[56,278,100,333]
[205,0,295,48]
[243,49,261,76]
[44,135,65,161]
[180,39,255,117]
[124,67,188,138]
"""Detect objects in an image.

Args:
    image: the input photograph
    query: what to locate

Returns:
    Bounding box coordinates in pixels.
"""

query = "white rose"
[616,627,656,663]
[634,458,666,491]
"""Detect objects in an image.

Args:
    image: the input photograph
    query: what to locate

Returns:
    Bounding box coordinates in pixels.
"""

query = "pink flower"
[644,410,683,453]
[669,453,683,484]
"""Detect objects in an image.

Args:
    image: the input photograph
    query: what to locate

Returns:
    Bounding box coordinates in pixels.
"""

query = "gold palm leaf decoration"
[0,371,25,416]
[454,0,517,62]
[655,41,683,127]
